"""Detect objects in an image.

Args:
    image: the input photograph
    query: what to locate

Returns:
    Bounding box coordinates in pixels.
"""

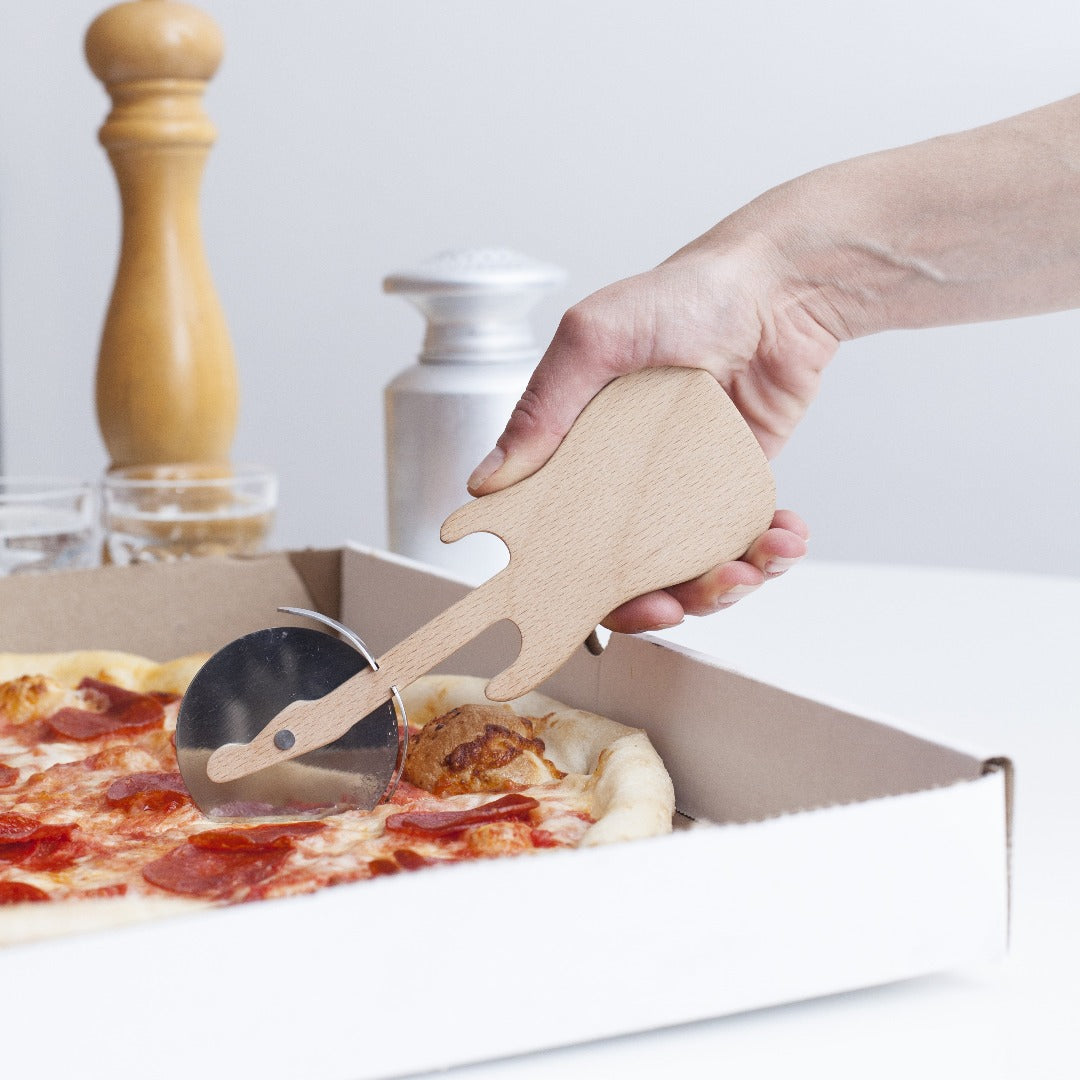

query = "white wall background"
[1,0,1078,576]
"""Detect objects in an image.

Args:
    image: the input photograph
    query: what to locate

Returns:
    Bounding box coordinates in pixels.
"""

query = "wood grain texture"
[208,367,776,782]
[86,0,238,467]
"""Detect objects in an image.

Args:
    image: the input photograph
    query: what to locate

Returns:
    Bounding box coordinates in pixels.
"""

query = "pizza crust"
[400,674,675,846]
[0,650,209,698]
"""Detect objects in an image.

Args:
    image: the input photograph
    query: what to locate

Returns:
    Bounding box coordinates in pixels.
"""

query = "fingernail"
[467,447,505,493]
[763,557,799,578]
[716,584,760,608]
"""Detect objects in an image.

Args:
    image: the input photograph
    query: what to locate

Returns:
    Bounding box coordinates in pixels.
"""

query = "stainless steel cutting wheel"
[176,611,404,820]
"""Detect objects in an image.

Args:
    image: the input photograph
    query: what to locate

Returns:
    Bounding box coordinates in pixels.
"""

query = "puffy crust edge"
[400,674,675,846]
[0,650,208,696]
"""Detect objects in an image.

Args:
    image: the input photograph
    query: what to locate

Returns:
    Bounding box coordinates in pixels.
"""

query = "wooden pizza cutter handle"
[207,367,776,784]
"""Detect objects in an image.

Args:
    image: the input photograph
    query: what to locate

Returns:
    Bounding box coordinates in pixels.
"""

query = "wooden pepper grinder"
[85,0,238,468]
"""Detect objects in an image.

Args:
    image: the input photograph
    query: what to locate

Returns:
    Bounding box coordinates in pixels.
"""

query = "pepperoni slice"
[0,763,18,788]
[384,793,539,837]
[106,772,190,812]
[0,881,49,904]
[0,842,36,864]
[0,816,80,870]
[20,832,84,873]
[0,812,40,841]
[368,858,399,877]
[47,679,165,741]
[142,844,290,900]
[143,822,327,899]
[393,848,435,871]
[188,821,327,853]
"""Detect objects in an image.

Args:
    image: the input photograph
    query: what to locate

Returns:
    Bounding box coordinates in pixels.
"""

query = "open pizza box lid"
[0,545,1011,1080]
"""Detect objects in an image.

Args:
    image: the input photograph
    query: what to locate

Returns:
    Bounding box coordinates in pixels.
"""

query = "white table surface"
[425,561,1080,1080]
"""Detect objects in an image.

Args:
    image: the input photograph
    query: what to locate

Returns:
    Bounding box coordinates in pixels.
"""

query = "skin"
[468,94,1080,633]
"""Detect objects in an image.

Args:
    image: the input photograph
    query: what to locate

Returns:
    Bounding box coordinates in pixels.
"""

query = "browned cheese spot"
[0,675,69,726]
[403,704,565,797]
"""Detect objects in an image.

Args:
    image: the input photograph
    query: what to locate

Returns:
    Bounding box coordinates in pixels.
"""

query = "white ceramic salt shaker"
[383,248,566,584]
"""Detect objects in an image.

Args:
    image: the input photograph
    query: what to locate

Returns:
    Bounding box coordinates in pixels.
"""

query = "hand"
[466,238,835,632]
[472,94,1080,632]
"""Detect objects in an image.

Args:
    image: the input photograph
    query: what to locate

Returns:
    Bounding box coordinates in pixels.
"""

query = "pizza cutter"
[176,609,406,820]
[177,366,776,820]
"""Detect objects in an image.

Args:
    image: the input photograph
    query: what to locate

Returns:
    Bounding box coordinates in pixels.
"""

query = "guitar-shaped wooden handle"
[207,367,775,783]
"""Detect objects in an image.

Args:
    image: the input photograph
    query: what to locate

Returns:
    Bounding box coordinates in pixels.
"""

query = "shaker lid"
[384,248,566,364]
[384,248,565,294]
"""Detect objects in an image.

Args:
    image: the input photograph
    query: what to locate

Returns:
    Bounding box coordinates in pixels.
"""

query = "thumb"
[466,319,620,496]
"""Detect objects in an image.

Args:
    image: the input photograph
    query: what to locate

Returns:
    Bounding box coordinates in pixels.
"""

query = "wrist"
[671,172,878,347]
[716,167,889,343]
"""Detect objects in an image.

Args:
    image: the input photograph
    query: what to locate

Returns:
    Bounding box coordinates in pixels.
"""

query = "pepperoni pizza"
[0,652,674,945]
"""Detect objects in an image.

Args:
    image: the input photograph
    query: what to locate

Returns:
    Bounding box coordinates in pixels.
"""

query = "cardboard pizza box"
[0,546,1011,1080]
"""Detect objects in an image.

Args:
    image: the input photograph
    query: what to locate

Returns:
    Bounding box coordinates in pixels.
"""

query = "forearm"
[700,94,1080,340]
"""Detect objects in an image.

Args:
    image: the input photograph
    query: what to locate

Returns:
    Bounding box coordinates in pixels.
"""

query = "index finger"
[467,308,627,495]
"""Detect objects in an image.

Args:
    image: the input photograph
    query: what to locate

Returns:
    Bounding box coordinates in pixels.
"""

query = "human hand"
[468,94,1080,632]
[466,237,835,632]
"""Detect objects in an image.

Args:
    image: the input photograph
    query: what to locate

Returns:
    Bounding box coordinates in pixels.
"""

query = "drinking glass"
[102,464,277,565]
[0,478,97,576]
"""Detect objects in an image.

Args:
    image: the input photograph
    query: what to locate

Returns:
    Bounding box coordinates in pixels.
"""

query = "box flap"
[594,631,987,823]
[0,551,338,657]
